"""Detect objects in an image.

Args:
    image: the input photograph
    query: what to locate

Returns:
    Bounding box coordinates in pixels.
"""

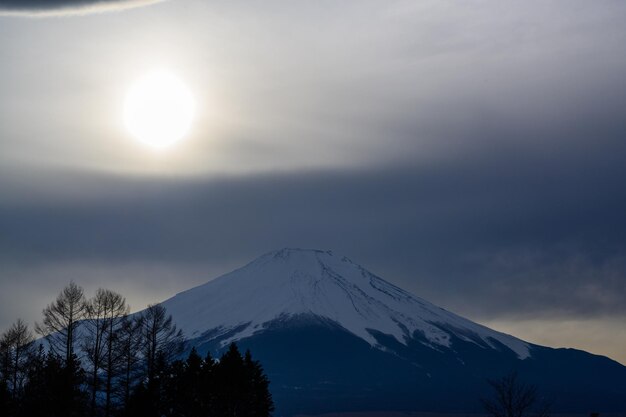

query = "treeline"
[0,282,273,417]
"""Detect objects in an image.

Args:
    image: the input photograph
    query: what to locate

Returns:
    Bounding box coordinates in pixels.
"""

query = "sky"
[0,0,625,364]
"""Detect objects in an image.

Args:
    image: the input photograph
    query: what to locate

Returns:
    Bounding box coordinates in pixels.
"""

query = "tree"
[211,343,274,417]
[2,283,276,417]
[115,315,144,410]
[20,351,88,417]
[0,329,12,388]
[82,288,130,416]
[0,319,35,400]
[481,371,550,417]
[124,381,156,417]
[0,377,11,416]
[100,290,129,417]
[124,342,274,417]
[163,348,206,417]
[36,282,86,364]
[138,304,184,383]
[213,343,247,417]
[83,289,110,415]
[244,349,274,417]
[200,350,216,410]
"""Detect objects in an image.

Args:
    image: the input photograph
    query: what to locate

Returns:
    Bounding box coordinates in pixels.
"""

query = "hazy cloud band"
[0,0,165,16]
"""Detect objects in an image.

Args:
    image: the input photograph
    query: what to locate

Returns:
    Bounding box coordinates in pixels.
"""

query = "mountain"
[159,248,626,416]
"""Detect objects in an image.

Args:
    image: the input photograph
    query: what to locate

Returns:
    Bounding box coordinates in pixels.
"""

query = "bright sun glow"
[124,70,195,149]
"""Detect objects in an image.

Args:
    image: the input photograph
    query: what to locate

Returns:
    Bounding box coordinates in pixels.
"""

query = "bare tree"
[100,290,129,417]
[83,289,109,415]
[0,319,35,399]
[482,371,551,417]
[82,288,129,416]
[139,304,184,383]
[36,282,87,364]
[0,334,10,386]
[114,315,144,409]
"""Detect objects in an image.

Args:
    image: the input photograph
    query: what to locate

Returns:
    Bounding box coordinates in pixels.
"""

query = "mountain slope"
[157,248,626,416]
[162,248,528,358]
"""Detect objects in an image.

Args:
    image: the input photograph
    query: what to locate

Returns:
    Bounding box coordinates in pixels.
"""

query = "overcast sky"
[1,0,625,364]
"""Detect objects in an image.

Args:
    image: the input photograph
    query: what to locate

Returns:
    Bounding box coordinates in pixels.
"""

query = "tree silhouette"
[82,290,109,415]
[20,351,88,417]
[161,348,204,417]
[139,304,184,383]
[127,344,274,417]
[213,343,248,417]
[482,371,550,417]
[0,319,35,400]
[0,377,10,415]
[244,349,275,417]
[114,315,144,410]
[82,288,129,417]
[36,282,86,364]
[1,285,274,417]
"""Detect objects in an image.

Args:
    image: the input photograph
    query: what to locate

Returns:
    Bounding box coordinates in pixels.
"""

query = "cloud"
[0,0,166,16]
[1,135,625,322]
[0,0,625,364]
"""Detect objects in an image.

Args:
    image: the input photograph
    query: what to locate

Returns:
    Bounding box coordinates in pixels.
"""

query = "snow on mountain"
[160,248,530,359]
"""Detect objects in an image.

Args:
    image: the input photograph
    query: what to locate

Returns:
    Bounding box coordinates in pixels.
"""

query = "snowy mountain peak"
[160,248,530,359]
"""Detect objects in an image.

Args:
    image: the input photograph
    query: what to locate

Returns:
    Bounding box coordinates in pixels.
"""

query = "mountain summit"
[162,248,528,358]
[157,248,626,416]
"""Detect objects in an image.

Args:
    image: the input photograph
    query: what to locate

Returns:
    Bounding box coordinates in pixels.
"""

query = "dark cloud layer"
[2,127,625,320]
[0,0,163,15]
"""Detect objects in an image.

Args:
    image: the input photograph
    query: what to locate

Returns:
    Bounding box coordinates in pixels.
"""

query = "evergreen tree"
[2,284,274,417]
[198,350,217,416]
[244,349,274,417]
[17,344,46,417]
[213,343,248,417]
[58,353,89,417]
[162,357,187,417]
[92,340,273,417]
[180,348,205,417]
[126,351,169,417]
[176,348,204,417]
[19,352,88,417]
[125,381,158,417]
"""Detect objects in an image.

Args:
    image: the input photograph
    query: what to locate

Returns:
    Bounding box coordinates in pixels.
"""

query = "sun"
[123,70,195,149]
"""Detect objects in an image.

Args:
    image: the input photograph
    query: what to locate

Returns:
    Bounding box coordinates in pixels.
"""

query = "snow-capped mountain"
[155,248,626,416]
[162,248,528,358]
